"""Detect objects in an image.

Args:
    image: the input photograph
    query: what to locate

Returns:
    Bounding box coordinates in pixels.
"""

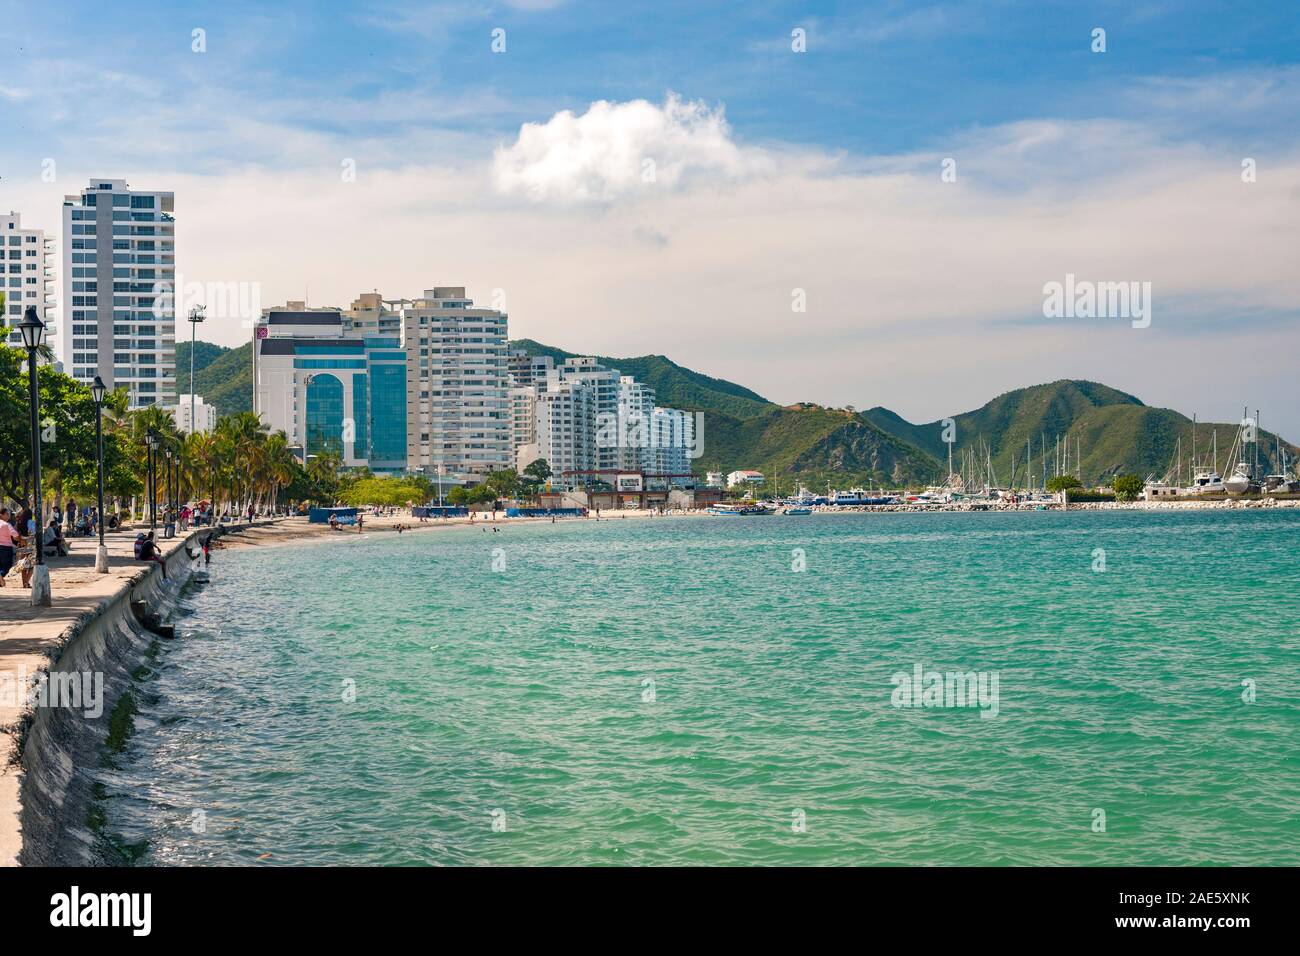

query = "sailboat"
[1185,414,1226,494]
[1223,407,1256,495]
[1262,428,1300,493]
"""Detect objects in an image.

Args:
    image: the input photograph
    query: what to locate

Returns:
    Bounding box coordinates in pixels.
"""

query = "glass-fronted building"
[254,304,407,471]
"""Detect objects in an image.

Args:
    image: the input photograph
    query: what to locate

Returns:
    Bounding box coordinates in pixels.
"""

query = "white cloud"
[492,94,772,202]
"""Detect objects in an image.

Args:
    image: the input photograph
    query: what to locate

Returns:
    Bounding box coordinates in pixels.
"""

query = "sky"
[2,0,1298,435]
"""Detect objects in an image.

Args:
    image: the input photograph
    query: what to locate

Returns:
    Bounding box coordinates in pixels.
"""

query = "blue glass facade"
[305,373,344,457]
[352,373,368,458]
[368,362,407,465]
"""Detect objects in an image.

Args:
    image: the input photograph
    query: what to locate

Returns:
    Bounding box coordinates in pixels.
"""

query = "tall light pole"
[165,447,174,537]
[19,307,50,606]
[91,376,109,573]
[188,305,205,436]
[146,432,159,533]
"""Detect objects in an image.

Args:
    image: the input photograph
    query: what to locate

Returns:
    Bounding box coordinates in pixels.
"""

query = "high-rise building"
[509,385,539,468]
[170,393,217,434]
[616,375,656,472]
[253,301,407,470]
[399,288,510,481]
[0,212,55,348]
[59,179,176,407]
[557,357,621,471]
[507,349,554,388]
[651,406,695,480]
[534,377,596,482]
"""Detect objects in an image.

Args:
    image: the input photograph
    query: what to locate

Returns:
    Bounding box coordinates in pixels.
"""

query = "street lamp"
[187,306,205,436]
[18,307,50,606]
[145,432,159,533]
[91,376,109,573]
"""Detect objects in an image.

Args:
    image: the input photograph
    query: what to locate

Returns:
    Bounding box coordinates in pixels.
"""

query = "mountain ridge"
[174,341,1296,485]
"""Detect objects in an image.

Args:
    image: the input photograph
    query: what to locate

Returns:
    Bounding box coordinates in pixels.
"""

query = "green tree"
[523,458,551,483]
[483,469,521,500]
[0,346,123,506]
[1045,475,1084,493]
[1112,474,1144,501]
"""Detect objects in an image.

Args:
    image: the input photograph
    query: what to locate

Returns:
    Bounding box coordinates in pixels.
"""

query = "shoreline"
[207,497,1300,556]
[0,520,276,866]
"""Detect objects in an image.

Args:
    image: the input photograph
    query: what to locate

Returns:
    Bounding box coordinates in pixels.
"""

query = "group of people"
[0,504,90,587]
[0,495,225,589]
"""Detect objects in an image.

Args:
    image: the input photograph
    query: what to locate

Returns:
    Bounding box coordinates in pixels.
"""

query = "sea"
[100,509,1300,865]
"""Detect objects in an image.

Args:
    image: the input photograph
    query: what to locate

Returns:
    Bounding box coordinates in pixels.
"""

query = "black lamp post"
[18,307,50,606]
[146,432,159,532]
[91,376,109,573]
[164,446,175,537]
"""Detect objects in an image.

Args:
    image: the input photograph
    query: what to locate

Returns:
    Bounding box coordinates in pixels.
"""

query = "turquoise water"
[107,510,1300,865]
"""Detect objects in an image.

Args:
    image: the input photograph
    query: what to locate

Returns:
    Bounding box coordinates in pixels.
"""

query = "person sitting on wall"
[137,531,168,579]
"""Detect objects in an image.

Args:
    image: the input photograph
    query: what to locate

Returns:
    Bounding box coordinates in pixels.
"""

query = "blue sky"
[8,1,1299,163]
[3,1,1299,435]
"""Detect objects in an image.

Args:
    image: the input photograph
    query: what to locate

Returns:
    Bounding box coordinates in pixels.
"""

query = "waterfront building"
[651,406,695,483]
[170,393,217,434]
[727,469,764,488]
[253,301,407,471]
[534,376,596,482]
[706,471,724,488]
[556,357,621,472]
[59,179,176,407]
[398,288,510,481]
[510,385,539,465]
[506,352,698,489]
[615,376,656,472]
[1,211,55,349]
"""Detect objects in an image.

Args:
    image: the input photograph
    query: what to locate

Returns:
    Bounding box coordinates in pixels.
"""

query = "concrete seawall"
[0,524,250,866]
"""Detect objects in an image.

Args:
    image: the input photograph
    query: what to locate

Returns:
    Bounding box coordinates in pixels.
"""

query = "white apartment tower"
[651,406,695,477]
[400,287,510,481]
[60,179,176,408]
[558,357,621,472]
[1,212,55,347]
[509,385,538,466]
[616,376,656,471]
[534,377,596,483]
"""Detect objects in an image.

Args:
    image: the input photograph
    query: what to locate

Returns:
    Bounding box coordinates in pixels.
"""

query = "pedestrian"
[0,507,18,587]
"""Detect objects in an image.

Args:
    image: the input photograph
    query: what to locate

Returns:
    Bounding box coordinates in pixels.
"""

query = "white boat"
[1188,469,1225,494]
[1223,461,1253,495]
[707,503,776,516]
[1262,474,1300,494]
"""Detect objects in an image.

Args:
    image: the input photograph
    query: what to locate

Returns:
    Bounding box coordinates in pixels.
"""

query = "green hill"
[171,340,1295,488]
[175,340,253,418]
[694,405,945,488]
[864,380,1298,486]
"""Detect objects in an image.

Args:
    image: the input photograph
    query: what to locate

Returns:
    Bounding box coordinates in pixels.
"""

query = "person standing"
[0,508,19,587]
